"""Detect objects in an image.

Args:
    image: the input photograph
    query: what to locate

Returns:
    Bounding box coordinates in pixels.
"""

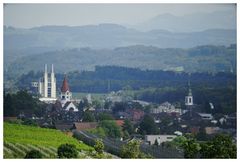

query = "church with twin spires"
[37,64,78,112]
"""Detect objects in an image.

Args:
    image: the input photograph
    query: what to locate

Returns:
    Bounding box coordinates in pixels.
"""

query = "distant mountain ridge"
[135,10,236,32]
[4,24,236,51]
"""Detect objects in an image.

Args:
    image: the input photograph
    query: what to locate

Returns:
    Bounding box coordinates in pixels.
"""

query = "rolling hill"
[5,45,236,80]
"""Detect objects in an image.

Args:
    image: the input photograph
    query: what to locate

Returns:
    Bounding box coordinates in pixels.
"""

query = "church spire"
[61,75,70,92]
[51,64,54,73]
[45,64,47,73]
[188,79,192,96]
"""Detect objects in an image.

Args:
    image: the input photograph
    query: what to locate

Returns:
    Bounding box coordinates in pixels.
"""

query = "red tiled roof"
[115,120,124,127]
[61,76,70,92]
[73,122,98,131]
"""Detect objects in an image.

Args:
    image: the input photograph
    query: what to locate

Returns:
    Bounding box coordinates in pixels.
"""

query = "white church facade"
[36,64,78,112]
[38,64,57,103]
[60,75,78,112]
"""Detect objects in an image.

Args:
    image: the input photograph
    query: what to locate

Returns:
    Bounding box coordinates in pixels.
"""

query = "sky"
[4,3,236,28]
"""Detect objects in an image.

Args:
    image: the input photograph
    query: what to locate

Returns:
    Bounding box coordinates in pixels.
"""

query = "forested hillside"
[5,44,236,80]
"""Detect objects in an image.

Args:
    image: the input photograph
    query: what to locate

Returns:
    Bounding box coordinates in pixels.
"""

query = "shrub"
[25,150,43,159]
[94,139,104,154]
[57,144,78,158]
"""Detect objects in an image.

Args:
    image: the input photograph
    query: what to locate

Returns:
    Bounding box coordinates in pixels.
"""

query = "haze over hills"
[134,10,236,32]
[4,10,236,80]
[4,24,236,51]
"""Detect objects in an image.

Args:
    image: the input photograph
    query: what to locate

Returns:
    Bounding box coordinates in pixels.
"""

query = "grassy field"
[4,122,93,158]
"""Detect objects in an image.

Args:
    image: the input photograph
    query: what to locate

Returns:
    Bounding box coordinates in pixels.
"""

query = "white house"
[145,135,177,145]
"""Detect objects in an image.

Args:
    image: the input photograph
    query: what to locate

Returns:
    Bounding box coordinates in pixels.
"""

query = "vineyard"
[3,122,93,158]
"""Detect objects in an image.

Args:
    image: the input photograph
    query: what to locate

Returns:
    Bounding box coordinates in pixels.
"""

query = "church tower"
[50,64,56,98]
[38,64,57,100]
[44,64,48,97]
[185,80,193,106]
[185,80,194,117]
[60,75,72,106]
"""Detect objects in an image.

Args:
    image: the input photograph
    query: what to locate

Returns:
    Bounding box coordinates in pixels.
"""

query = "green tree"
[139,114,159,135]
[154,139,159,146]
[122,130,130,140]
[99,120,122,138]
[196,127,208,141]
[200,134,236,158]
[94,139,104,154]
[22,118,38,126]
[121,140,141,158]
[4,93,15,116]
[122,119,134,135]
[4,90,44,117]
[92,99,103,109]
[25,150,43,159]
[181,135,201,158]
[171,136,187,148]
[97,112,113,121]
[57,144,78,158]
[82,111,95,122]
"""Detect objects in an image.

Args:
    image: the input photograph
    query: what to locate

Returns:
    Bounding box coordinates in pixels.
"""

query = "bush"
[94,139,104,154]
[22,119,38,126]
[25,150,43,159]
[120,140,141,158]
[99,120,122,138]
[57,144,78,158]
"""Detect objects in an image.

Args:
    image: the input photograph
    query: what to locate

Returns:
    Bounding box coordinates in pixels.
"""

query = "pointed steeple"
[51,64,54,73]
[61,75,70,92]
[45,64,47,73]
[188,80,192,96]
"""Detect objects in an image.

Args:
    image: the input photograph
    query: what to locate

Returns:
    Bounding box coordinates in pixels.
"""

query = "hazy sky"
[4,3,235,28]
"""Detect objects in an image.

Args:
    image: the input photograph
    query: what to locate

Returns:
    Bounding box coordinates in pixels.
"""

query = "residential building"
[150,102,182,115]
[145,135,177,145]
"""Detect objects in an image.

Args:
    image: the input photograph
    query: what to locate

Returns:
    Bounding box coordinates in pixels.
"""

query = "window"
[189,98,192,103]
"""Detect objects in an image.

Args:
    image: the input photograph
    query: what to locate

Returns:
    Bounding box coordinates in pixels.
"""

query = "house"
[225,113,236,128]
[150,102,182,115]
[181,111,213,122]
[189,126,200,135]
[145,135,177,145]
[62,101,78,112]
[73,122,98,131]
[126,109,145,122]
[55,122,74,131]
[115,120,124,127]
[132,100,150,107]
[198,113,213,120]
[4,117,18,122]
[115,111,128,119]
[205,127,220,135]
[83,107,95,112]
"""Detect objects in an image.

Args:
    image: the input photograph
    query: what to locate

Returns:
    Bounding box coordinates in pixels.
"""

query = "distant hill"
[4,24,236,53]
[135,10,236,32]
[5,45,236,79]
